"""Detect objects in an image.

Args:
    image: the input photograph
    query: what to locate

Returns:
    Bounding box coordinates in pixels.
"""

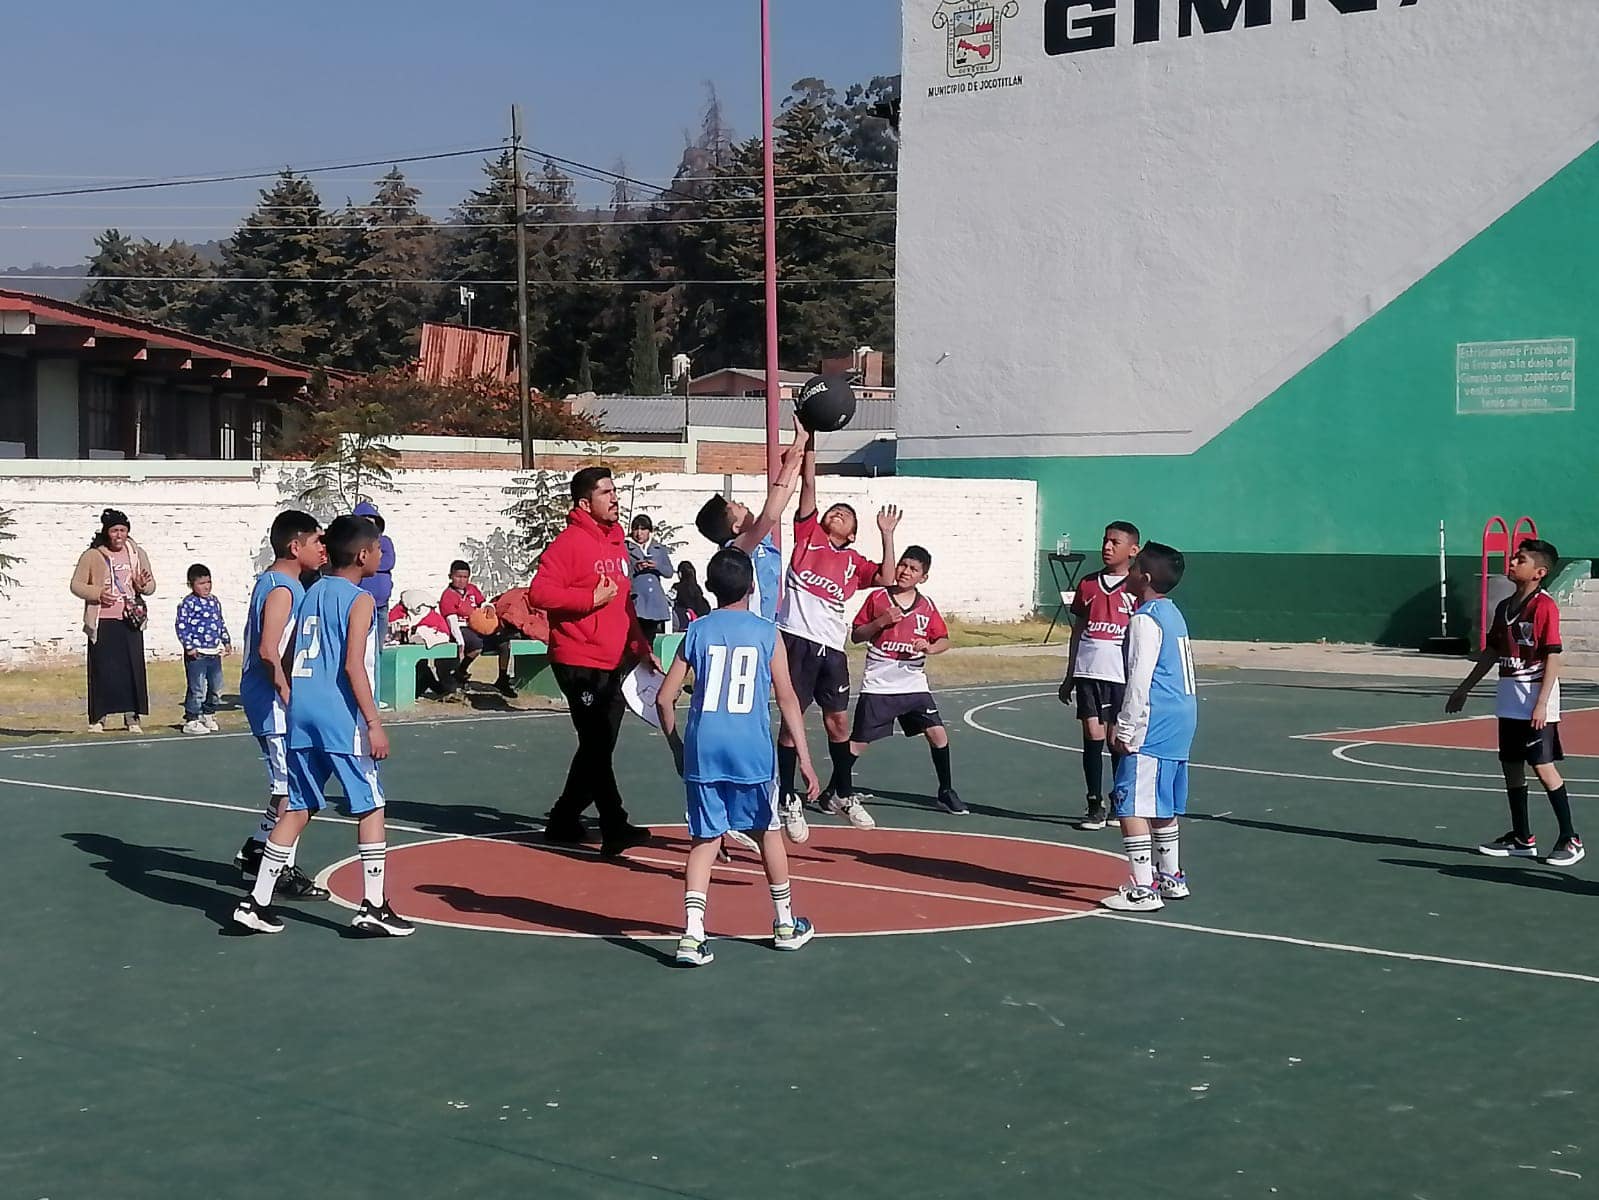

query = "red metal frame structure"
[760,0,781,484]
[1479,515,1539,648]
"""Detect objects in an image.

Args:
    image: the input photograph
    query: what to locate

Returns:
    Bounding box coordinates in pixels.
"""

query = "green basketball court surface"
[5,670,1595,1198]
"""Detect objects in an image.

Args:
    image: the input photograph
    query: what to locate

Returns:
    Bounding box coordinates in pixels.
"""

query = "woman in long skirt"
[69,508,156,734]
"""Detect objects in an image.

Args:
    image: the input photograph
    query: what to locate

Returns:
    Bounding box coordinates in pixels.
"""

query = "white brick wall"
[0,463,1037,664]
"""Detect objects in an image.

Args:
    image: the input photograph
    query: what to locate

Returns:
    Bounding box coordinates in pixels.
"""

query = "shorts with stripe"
[1111,753,1188,820]
[685,778,779,840]
[286,748,386,815]
[256,734,289,796]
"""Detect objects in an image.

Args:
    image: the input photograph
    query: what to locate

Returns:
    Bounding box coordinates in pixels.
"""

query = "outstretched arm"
[872,505,901,586]
[734,421,811,553]
[797,430,818,520]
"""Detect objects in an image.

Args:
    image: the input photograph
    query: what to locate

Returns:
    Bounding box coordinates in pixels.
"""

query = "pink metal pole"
[761,0,781,483]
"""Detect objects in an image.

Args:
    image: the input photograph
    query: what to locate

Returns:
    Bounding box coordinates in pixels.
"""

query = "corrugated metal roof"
[572,394,896,435]
[689,367,816,387]
[417,322,515,383]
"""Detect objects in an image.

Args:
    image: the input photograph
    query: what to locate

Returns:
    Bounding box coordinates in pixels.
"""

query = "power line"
[0,146,505,203]
[0,210,897,234]
[7,274,894,287]
[0,168,898,184]
[0,191,897,213]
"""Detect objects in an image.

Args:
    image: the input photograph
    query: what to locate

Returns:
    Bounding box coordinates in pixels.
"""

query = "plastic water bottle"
[1056,533,1072,556]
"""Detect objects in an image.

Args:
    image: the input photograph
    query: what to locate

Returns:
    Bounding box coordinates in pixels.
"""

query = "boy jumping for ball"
[1102,542,1196,913]
[777,439,899,832]
[232,510,330,901]
[833,546,964,814]
[1447,539,1583,866]
[657,547,821,967]
[232,515,414,937]
[1059,521,1141,830]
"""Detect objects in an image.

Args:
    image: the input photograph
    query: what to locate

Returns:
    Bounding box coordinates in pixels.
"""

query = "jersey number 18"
[701,644,759,714]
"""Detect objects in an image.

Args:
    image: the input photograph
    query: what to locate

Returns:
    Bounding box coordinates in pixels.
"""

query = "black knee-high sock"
[1508,786,1531,840]
[1082,735,1105,799]
[828,741,856,797]
[1546,785,1576,842]
[778,744,799,797]
[930,743,952,790]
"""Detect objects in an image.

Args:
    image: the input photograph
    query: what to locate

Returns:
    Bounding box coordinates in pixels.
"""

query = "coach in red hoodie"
[529,466,662,858]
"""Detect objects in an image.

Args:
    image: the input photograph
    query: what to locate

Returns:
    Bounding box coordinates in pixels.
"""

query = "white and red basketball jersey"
[855,588,949,695]
[778,511,880,650]
[1070,571,1137,682]
[1491,590,1563,721]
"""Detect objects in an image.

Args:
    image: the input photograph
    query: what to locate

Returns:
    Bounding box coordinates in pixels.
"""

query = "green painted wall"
[905,142,1599,645]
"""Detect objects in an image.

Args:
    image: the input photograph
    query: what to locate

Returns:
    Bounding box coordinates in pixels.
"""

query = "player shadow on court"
[384,798,542,838]
[62,833,350,935]
[849,786,1071,827]
[1187,812,1464,855]
[1380,856,1599,898]
[0,727,73,738]
[821,844,1104,906]
[415,883,678,963]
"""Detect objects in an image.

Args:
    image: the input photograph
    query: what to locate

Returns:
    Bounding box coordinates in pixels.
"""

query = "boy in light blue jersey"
[232,515,413,937]
[692,419,810,622]
[231,510,329,901]
[1103,542,1197,913]
[656,547,821,967]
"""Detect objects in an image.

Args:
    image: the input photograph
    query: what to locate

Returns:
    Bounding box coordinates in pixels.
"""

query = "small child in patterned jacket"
[176,563,232,734]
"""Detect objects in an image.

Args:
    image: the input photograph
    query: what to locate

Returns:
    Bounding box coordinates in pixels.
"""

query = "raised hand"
[876,504,902,534]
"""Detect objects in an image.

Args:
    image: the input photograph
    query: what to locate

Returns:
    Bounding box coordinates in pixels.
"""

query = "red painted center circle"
[324,827,1129,938]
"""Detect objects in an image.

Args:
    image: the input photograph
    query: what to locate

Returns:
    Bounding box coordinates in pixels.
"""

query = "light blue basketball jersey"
[287,575,377,756]
[1136,596,1197,761]
[728,534,782,622]
[682,608,777,784]
[240,570,304,737]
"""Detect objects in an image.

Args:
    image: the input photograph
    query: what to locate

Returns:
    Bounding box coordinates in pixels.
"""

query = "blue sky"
[0,0,901,270]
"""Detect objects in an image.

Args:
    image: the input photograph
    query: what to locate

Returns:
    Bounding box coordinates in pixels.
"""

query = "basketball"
[794,374,858,432]
[468,605,499,636]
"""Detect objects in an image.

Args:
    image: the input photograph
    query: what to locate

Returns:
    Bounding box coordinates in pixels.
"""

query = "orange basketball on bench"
[468,605,499,636]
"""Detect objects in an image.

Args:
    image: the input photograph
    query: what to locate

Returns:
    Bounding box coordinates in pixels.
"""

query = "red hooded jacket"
[527,507,652,670]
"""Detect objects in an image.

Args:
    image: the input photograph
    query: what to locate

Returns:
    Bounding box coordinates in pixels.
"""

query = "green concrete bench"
[379,639,548,709]
[379,633,685,711]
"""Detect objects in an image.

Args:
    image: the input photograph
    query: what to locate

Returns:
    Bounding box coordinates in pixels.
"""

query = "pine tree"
[203,172,346,360]
[0,505,20,596]
[436,152,520,335]
[629,294,660,394]
[336,169,442,370]
[82,231,206,328]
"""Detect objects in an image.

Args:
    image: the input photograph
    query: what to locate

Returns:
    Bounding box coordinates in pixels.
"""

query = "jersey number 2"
[702,644,759,714]
[290,615,320,679]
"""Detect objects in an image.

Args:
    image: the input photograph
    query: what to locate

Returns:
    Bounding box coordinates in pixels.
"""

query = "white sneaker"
[779,793,811,844]
[181,719,209,736]
[1156,871,1190,900]
[125,718,143,735]
[676,936,714,967]
[1101,884,1165,912]
[202,714,220,732]
[838,796,877,830]
[87,721,105,734]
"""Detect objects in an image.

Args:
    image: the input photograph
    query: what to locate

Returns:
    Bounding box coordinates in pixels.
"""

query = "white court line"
[960,692,1563,796]
[1331,742,1599,786]
[0,708,565,756]
[1292,705,1599,745]
[1094,912,1599,986]
[0,775,459,839]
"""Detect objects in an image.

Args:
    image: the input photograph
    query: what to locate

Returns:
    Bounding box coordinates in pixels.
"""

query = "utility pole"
[511,104,533,469]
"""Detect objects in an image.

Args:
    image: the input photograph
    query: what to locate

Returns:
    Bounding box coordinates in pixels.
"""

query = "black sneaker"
[936,786,969,815]
[600,824,652,859]
[545,815,591,846]
[1477,831,1538,858]
[350,900,415,937]
[1547,836,1586,867]
[1076,799,1108,831]
[233,838,264,881]
[232,897,283,934]
[494,674,519,699]
[277,864,331,901]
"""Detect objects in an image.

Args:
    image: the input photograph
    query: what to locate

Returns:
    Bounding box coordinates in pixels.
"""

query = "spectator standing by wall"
[69,508,156,734]
[626,514,675,641]
[175,563,232,734]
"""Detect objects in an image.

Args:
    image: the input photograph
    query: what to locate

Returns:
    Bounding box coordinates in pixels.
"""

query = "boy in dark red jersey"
[776,439,899,833]
[1058,521,1141,830]
[1447,539,1583,866]
[830,546,964,816]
